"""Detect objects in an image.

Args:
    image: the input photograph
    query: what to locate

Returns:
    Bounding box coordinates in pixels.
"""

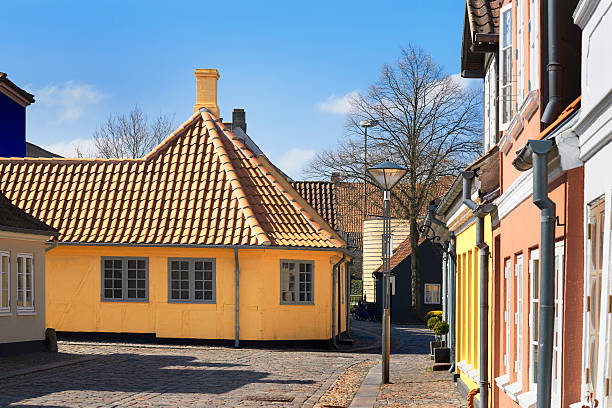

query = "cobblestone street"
[0,322,463,407]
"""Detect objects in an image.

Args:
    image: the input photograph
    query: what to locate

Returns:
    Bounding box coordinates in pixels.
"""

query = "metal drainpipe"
[449,233,457,373]
[346,261,353,338]
[234,248,240,348]
[332,254,346,348]
[526,140,557,408]
[462,171,493,408]
[541,0,563,125]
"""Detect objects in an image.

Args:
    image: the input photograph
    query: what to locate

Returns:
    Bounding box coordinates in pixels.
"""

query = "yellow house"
[436,147,499,407]
[0,70,351,343]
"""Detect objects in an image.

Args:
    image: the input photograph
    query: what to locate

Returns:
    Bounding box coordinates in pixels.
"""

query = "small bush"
[433,320,449,337]
[427,316,440,330]
[426,310,443,319]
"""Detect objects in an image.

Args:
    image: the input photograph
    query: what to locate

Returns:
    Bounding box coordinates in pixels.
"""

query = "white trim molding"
[508,113,525,140]
[519,90,539,120]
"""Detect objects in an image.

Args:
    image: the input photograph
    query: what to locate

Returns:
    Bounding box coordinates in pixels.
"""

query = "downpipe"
[541,0,563,125]
[462,171,493,408]
[234,248,240,348]
[532,141,556,408]
[331,253,346,348]
[449,233,457,373]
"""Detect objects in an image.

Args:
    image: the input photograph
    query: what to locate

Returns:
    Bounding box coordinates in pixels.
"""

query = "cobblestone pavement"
[1,341,372,407]
[374,324,465,408]
[0,322,463,407]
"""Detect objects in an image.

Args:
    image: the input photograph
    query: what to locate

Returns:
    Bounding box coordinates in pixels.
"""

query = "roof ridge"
[143,111,202,161]
[201,111,271,246]
[215,121,343,248]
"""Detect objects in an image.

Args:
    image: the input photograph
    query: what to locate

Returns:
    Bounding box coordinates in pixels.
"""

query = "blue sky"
[1,1,468,179]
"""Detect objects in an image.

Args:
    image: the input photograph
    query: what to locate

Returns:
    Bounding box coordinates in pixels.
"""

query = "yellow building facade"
[453,212,493,404]
[46,246,347,340]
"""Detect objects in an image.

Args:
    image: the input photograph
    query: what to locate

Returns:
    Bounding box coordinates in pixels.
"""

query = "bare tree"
[306,45,482,318]
[79,106,175,158]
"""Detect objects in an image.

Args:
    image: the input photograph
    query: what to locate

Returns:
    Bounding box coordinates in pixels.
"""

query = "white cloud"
[450,73,481,90]
[317,89,360,114]
[277,148,316,179]
[41,138,96,158]
[33,81,103,123]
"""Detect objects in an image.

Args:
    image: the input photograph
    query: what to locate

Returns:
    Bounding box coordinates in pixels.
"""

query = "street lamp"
[368,159,407,384]
[360,120,379,233]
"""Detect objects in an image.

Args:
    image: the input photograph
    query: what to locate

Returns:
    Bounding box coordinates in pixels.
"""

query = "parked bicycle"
[351,301,379,321]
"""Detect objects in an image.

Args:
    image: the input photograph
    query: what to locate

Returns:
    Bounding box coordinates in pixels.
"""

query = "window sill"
[16,310,36,316]
[569,402,583,408]
[504,381,523,401]
[101,299,149,303]
[168,300,216,304]
[0,310,12,316]
[517,390,537,408]
[280,302,315,306]
[494,374,510,389]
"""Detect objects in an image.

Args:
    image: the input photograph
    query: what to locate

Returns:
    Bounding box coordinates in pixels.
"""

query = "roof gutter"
[461,171,494,408]
[541,0,563,125]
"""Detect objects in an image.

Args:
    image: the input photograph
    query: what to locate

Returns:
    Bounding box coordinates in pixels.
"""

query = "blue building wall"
[0,92,26,157]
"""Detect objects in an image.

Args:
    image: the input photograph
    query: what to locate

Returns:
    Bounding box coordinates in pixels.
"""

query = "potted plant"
[432,320,451,367]
[427,316,444,355]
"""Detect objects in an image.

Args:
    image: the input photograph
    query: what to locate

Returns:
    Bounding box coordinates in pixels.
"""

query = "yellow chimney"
[194,69,220,117]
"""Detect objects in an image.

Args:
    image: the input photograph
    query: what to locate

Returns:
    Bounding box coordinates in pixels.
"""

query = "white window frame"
[0,251,10,314]
[516,254,524,382]
[500,3,514,128]
[528,0,539,91]
[167,258,216,303]
[424,283,440,304]
[505,258,512,373]
[16,253,34,313]
[516,0,525,108]
[551,242,564,408]
[101,257,149,302]
[280,260,314,305]
[529,249,540,390]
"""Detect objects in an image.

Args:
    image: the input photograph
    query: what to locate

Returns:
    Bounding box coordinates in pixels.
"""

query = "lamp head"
[367,160,407,191]
[359,119,380,128]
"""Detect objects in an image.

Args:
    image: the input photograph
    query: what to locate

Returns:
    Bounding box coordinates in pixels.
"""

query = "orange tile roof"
[0,110,343,248]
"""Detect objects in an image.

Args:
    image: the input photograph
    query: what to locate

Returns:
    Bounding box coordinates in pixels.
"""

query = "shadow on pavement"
[0,353,315,407]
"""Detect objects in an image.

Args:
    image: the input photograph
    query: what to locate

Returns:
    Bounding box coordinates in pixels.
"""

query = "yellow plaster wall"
[46,245,347,341]
[454,215,493,397]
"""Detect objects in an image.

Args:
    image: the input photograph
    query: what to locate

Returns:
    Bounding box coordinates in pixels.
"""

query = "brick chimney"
[232,108,246,133]
[194,69,220,117]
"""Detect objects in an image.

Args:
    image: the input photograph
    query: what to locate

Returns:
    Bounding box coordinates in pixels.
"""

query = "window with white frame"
[16,254,34,312]
[0,252,9,313]
[101,257,148,301]
[529,249,540,389]
[516,0,525,108]
[424,283,440,304]
[551,242,564,407]
[515,254,524,381]
[504,258,512,373]
[585,198,605,395]
[484,56,498,151]
[529,0,539,91]
[281,260,314,304]
[168,258,215,302]
[500,4,514,125]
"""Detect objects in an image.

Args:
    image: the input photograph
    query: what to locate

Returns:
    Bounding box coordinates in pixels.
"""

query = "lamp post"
[360,120,379,244]
[368,160,407,384]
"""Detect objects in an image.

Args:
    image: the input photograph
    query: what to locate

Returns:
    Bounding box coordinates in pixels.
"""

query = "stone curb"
[0,355,100,380]
[302,358,369,408]
[349,362,382,408]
